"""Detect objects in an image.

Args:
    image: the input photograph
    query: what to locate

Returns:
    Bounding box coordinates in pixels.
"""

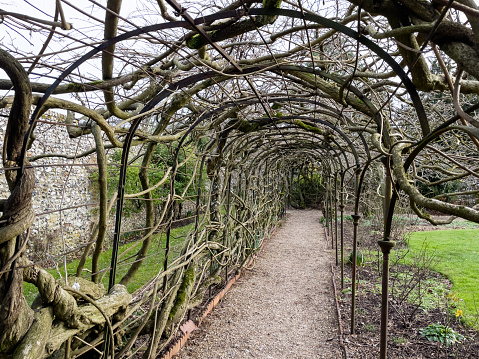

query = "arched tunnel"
[1,0,479,358]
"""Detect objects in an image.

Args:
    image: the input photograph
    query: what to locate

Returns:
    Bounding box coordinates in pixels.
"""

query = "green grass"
[24,223,194,304]
[408,229,479,328]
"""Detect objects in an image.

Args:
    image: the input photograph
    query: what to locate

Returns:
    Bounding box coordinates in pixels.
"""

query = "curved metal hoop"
[23,8,428,289]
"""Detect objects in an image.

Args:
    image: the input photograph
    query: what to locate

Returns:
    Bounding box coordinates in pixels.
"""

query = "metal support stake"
[328,178,334,249]
[378,240,396,359]
[325,190,329,237]
[339,203,345,288]
[350,213,361,334]
[224,173,232,282]
[194,157,205,244]
[330,190,334,250]
[350,166,363,334]
[334,173,338,265]
[340,172,345,289]
[379,155,394,359]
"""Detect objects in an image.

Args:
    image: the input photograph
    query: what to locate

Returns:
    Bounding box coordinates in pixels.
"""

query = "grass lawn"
[24,223,194,304]
[408,229,479,328]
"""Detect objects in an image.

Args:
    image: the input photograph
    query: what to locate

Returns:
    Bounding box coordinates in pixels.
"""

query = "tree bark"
[0,48,35,354]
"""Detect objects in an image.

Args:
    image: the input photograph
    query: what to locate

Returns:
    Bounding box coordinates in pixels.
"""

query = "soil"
[338,215,479,358]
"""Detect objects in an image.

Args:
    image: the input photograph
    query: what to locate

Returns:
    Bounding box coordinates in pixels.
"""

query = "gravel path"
[176,209,342,358]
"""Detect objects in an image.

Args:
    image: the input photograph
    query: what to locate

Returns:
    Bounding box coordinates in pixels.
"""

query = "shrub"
[420,323,465,347]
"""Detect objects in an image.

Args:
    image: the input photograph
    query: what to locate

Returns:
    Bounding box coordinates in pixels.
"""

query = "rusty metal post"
[350,213,361,334]
[224,173,232,284]
[193,157,206,244]
[330,181,334,250]
[334,172,339,266]
[324,182,329,237]
[382,157,392,233]
[350,167,361,335]
[378,239,395,358]
[379,156,394,359]
[339,171,345,289]
[329,176,334,249]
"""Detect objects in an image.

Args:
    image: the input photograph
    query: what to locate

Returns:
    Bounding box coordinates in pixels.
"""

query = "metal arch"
[173,65,374,164]
[262,135,349,169]
[238,81,372,162]
[222,96,343,118]
[247,8,430,136]
[222,125,344,154]
[223,130,343,169]
[275,115,360,165]
[244,140,341,167]
[180,95,362,166]
[20,7,429,289]
[24,7,429,165]
[154,93,363,171]
[235,144,346,195]
[227,124,357,167]
[220,93,368,158]
[270,63,384,153]
[22,6,428,168]
[217,95,366,166]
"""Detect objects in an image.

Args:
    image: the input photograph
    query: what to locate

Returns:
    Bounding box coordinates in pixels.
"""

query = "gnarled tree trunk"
[0,48,35,354]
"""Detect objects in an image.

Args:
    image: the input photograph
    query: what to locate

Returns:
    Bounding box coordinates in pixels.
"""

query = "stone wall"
[0,111,99,260]
[0,111,197,262]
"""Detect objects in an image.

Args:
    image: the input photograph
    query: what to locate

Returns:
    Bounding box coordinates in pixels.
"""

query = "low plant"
[388,237,441,327]
[348,250,364,266]
[336,214,352,221]
[392,336,408,345]
[363,323,376,332]
[420,323,465,347]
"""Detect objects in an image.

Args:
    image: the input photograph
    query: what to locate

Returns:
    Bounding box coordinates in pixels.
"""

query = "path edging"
[158,222,281,359]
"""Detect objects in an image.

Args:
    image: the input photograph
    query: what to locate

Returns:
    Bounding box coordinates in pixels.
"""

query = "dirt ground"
[175,209,343,358]
[338,216,479,358]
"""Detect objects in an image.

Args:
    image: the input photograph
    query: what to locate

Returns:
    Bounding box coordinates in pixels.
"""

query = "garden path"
[176,209,343,358]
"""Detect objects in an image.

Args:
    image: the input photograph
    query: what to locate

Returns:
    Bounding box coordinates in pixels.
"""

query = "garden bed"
[335,215,479,358]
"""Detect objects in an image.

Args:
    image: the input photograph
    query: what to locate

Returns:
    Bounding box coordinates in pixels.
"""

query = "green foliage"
[348,251,364,266]
[363,323,376,332]
[392,336,408,345]
[420,323,465,347]
[290,167,323,208]
[416,173,461,202]
[332,214,353,222]
[93,141,205,216]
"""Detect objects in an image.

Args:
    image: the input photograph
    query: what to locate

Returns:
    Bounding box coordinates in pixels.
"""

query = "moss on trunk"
[12,307,53,359]
[167,262,197,325]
